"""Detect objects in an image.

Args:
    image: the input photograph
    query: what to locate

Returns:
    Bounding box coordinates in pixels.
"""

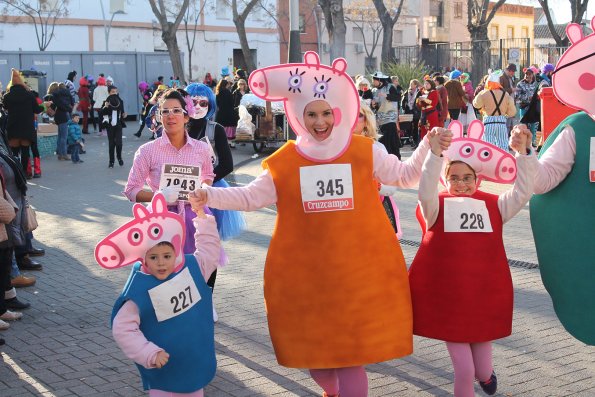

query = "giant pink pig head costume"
[444,120,517,186]
[95,193,186,273]
[248,51,359,161]
[552,16,595,120]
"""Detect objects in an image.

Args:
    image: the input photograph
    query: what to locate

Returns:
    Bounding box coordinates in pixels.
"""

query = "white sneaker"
[0,319,10,330]
[0,310,23,321]
[212,303,218,323]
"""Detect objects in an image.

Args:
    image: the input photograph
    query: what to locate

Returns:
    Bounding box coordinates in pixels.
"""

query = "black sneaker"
[109,162,114,168]
[134,132,141,138]
[479,372,497,395]
[6,297,31,310]
[118,159,124,166]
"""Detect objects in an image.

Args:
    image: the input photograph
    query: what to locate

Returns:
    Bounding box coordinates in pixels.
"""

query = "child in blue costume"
[102,193,221,396]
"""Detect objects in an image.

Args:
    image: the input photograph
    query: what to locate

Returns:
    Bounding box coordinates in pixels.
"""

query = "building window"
[393,30,403,45]
[490,25,499,40]
[507,26,514,39]
[299,14,306,33]
[521,26,529,38]
[430,0,444,28]
[454,2,463,19]
[352,27,364,42]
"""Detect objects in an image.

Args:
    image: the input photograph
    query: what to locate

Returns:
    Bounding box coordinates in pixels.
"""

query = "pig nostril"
[509,168,515,174]
[110,255,117,260]
[258,82,264,88]
[502,166,508,173]
[102,256,108,262]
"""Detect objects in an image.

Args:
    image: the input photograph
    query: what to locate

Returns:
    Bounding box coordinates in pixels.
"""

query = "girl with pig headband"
[408,120,537,396]
[189,52,451,397]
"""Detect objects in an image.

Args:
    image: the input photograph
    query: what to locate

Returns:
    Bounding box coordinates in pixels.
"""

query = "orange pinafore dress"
[261,135,413,368]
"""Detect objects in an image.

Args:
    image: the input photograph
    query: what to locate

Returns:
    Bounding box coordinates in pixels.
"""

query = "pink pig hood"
[95,193,186,273]
[552,16,595,120]
[248,51,360,162]
[444,120,517,185]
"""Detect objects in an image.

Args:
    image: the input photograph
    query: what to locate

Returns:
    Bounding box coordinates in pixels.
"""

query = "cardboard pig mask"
[248,51,360,162]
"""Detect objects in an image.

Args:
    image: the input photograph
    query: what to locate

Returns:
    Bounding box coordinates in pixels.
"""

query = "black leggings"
[0,247,14,315]
[11,146,30,174]
[378,122,402,160]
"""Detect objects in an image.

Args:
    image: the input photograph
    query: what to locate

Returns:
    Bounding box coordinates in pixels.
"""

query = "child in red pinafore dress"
[409,125,537,397]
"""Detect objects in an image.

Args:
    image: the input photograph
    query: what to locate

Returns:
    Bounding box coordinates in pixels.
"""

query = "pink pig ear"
[133,203,150,219]
[303,51,321,67]
[332,58,348,74]
[466,120,485,140]
[566,23,584,45]
[152,193,167,213]
[448,120,464,138]
[591,15,595,33]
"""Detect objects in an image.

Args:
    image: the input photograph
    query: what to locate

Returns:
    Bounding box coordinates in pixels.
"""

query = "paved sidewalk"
[0,130,593,396]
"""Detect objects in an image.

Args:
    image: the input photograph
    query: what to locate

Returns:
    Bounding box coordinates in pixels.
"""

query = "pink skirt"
[224,126,236,139]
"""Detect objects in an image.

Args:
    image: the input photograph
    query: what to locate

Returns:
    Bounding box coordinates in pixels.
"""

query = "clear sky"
[507,0,595,23]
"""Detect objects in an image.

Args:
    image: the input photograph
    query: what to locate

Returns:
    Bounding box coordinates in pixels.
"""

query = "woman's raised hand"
[189,189,208,212]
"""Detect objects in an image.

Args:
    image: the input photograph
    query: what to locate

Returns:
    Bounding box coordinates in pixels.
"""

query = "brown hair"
[215,79,229,95]
[445,160,477,179]
[158,88,186,110]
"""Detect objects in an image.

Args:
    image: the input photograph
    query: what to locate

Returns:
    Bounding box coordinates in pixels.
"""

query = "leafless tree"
[537,0,589,46]
[0,0,70,51]
[318,0,347,60]
[466,0,507,78]
[344,0,383,66]
[182,0,207,81]
[231,0,262,72]
[148,0,190,84]
[371,0,405,66]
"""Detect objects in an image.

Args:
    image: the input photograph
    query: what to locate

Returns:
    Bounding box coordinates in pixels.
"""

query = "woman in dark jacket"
[215,79,236,146]
[47,82,74,160]
[1,69,44,172]
[401,79,423,148]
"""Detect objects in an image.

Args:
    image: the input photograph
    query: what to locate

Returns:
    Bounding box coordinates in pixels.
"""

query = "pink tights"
[446,341,493,397]
[309,366,368,397]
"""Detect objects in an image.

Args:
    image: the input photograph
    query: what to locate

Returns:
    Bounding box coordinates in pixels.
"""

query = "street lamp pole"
[105,11,125,51]
[288,0,302,63]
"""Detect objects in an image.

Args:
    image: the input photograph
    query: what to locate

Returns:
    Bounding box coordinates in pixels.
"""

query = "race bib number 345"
[300,164,354,213]
[148,268,201,322]
[444,197,493,233]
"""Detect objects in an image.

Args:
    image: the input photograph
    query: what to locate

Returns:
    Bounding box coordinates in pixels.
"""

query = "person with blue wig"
[184,83,245,322]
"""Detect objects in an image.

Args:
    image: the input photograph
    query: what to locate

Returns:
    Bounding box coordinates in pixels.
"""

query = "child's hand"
[189,192,207,218]
[154,350,169,368]
[188,189,208,212]
[509,124,529,153]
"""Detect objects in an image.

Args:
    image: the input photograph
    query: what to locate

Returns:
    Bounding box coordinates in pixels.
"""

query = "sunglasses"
[193,99,209,108]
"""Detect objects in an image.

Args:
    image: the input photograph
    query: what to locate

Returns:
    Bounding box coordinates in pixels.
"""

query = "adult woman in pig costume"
[190,52,451,397]
[530,17,595,346]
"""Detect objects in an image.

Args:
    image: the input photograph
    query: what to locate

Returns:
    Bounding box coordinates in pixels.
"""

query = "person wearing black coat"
[215,80,236,145]
[101,86,126,168]
[47,81,74,160]
[401,79,423,148]
[1,69,45,172]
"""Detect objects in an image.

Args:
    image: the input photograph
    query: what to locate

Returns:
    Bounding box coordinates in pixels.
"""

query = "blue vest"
[112,255,216,392]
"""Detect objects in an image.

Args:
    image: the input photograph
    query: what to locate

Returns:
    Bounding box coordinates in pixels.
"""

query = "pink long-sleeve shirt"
[203,139,432,210]
[112,215,220,375]
[124,132,215,202]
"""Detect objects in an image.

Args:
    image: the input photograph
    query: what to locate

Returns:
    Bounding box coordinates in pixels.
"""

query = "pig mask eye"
[288,68,305,93]
[313,75,332,99]
[460,144,474,158]
[479,148,492,161]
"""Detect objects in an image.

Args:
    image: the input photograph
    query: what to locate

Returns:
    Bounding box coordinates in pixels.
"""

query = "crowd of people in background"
[354,61,555,158]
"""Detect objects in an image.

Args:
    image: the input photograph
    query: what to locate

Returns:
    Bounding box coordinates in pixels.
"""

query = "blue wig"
[185,83,217,120]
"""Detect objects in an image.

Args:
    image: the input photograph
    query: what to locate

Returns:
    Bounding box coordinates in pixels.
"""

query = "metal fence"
[0,51,182,117]
[393,38,568,86]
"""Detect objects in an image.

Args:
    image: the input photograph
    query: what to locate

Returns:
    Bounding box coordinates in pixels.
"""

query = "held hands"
[427,127,453,156]
[154,350,170,369]
[188,189,209,213]
[509,124,532,154]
